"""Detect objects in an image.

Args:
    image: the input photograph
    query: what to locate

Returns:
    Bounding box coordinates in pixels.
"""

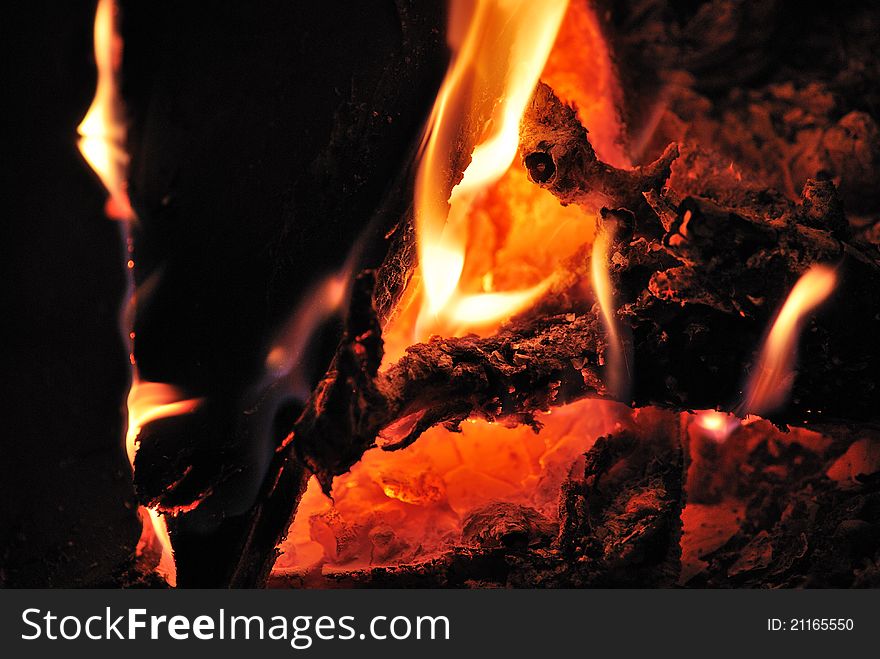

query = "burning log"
[291,190,879,498]
[237,80,880,587]
[516,83,880,424]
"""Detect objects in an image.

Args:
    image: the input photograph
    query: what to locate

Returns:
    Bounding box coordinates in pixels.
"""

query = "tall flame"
[414,0,569,337]
[77,0,192,585]
[743,265,837,416]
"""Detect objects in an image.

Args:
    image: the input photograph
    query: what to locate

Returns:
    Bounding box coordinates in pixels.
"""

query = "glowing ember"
[694,410,739,443]
[743,265,837,416]
[277,399,632,570]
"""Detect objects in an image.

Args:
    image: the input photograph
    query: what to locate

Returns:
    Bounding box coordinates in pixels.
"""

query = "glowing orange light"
[278,0,630,573]
[125,379,202,586]
[78,0,187,585]
[743,265,837,416]
[695,410,739,443]
[76,0,132,221]
[125,380,202,466]
[413,0,569,338]
[591,223,629,398]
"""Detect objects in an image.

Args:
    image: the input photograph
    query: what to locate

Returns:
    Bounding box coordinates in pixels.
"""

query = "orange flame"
[743,265,837,416]
[125,380,203,466]
[694,410,739,443]
[124,379,202,586]
[413,0,569,338]
[78,0,187,584]
[591,223,629,398]
[76,0,132,220]
[279,1,631,573]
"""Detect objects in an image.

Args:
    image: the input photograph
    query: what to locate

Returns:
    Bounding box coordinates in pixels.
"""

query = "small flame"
[413,0,569,337]
[76,0,132,220]
[695,410,739,443]
[124,379,203,587]
[591,223,629,398]
[125,380,203,465]
[265,269,350,398]
[743,265,837,416]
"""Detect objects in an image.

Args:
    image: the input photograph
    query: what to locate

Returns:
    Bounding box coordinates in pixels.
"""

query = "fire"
[124,379,202,586]
[279,1,629,572]
[591,222,629,398]
[277,400,632,570]
[694,410,739,443]
[266,268,350,399]
[78,0,191,585]
[76,0,132,221]
[125,380,202,466]
[743,265,837,416]
[411,0,569,339]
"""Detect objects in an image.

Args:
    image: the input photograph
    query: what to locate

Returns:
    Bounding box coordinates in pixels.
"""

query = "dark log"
[121,0,450,587]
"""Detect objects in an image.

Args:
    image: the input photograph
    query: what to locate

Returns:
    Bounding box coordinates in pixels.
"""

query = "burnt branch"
[520,82,679,210]
[295,302,609,494]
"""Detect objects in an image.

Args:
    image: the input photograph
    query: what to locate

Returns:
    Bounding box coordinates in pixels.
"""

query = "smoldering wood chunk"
[294,300,608,494]
[461,503,557,549]
[379,313,607,447]
[558,413,685,587]
[693,479,880,587]
[685,425,880,587]
[519,81,678,212]
[798,175,849,240]
[686,419,831,506]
